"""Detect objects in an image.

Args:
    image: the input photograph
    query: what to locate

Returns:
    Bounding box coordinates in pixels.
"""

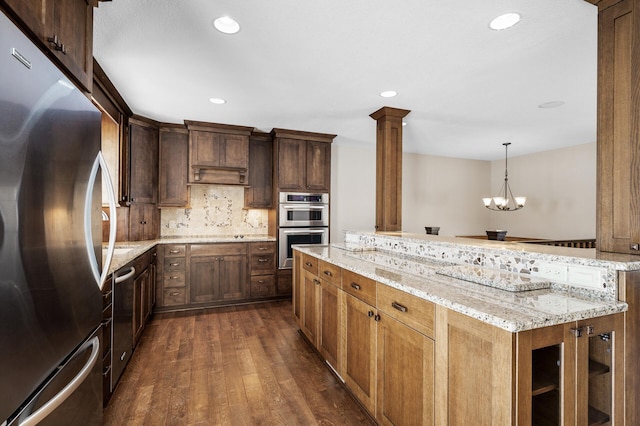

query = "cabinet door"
[435,306,513,425]
[190,256,221,303]
[575,313,624,426]
[301,270,320,345]
[516,322,574,425]
[277,138,306,190]
[128,204,158,241]
[596,0,639,254]
[219,255,248,300]
[244,135,273,208]
[158,129,189,207]
[132,268,147,346]
[305,140,331,191]
[377,315,434,426]
[129,122,159,204]
[49,0,93,91]
[293,251,303,326]
[319,281,341,374]
[219,134,249,169]
[3,0,47,39]
[344,293,377,415]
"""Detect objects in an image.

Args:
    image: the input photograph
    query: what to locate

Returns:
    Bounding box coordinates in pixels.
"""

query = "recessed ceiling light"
[489,13,521,31]
[213,16,240,34]
[380,90,397,98]
[538,101,565,109]
[209,97,226,104]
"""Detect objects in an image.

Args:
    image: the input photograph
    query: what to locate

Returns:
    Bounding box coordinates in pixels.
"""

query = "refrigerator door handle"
[19,337,100,426]
[84,151,117,290]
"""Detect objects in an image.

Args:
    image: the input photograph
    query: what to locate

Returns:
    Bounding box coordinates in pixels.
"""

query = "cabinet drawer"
[190,243,247,256]
[163,288,186,306]
[164,257,186,271]
[132,251,151,277]
[342,269,376,306]
[376,283,435,338]
[250,253,275,274]
[302,253,318,275]
[250,275,276,298]
[249,241,276,255]
[164,244,186,257]
[318,260,342,287]
[163,271,185,288]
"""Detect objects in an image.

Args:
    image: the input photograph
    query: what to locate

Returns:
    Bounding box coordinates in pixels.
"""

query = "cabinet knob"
[368,310,374,317]
[374,314,381,322]
[313,278,320,285]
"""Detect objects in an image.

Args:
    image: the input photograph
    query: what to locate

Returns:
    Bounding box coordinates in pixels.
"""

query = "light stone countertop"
[104,235,275,274]
[294,244,628,332]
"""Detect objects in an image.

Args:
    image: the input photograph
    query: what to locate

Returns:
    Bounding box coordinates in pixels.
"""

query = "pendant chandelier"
[482,142,526,211]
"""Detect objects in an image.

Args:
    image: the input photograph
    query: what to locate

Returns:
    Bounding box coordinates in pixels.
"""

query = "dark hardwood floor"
[104,300,373,425]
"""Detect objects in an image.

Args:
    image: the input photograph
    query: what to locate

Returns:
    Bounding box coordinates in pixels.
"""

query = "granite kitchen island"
[292,231,636,425]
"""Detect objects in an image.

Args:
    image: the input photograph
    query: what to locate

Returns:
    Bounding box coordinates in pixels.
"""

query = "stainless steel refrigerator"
[0,10,115,426]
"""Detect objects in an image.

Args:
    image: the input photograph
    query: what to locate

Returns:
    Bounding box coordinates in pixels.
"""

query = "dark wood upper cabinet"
[3,0,96,91]
[129,118,159,205]
[128,203,159,241]
[185,121,253,185]
[272,128,335,193]
[244,131,273,208]
[158,126,189,207]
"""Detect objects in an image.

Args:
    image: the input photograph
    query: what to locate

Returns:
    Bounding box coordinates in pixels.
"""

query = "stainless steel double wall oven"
[278,192,329,268]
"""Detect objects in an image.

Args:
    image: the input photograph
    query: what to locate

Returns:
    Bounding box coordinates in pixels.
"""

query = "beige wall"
[487,142,596,239]
[402,153,491,237]
[331,141,596,242]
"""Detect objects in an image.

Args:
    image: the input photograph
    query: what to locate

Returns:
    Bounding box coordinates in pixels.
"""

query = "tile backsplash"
[160,185,269,237]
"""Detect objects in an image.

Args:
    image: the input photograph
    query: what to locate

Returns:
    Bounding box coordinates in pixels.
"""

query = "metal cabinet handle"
[323,270,333,277]
[350,282,361,290]
[169,250,180,254]
[169,276,180,280]
[169,262,180,266]
[258,247,268,251]
[169,291,180,296]
[374,314,381,322]
[258,280,265,284]
[368,310,374,317]
[313,279,321,285]
[305,262,313,267]
[391,302,408,313]
[631,244,639,251]
[258,258,269,263]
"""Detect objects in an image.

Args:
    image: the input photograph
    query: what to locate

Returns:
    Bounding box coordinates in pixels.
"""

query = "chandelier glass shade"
[483,142,526,211]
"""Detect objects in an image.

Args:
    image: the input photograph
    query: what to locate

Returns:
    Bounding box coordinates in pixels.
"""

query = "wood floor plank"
[104,300,373,425]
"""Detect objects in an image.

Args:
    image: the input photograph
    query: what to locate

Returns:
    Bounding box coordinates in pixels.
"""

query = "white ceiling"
[92,0,597,161]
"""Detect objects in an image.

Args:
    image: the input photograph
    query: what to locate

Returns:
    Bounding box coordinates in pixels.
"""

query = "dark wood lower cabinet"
[189,254,249,303]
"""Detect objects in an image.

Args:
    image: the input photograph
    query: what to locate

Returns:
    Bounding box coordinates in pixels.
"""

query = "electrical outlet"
[567,266,604,290]
[537,262,568,282]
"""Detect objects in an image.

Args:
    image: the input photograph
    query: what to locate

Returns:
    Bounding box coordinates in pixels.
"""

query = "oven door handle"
[282,206,325,210]
[283,229,326,234]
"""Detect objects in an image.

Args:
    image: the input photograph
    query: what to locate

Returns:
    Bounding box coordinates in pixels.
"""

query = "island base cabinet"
[376,314,434,426]
[435,306,514,426]
[516,313,624,426]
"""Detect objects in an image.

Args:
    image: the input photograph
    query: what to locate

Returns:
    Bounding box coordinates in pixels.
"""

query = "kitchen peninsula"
[292,230,638,425]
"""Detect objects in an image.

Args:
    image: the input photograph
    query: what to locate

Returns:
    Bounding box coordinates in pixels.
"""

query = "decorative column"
[370,106,410,232]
